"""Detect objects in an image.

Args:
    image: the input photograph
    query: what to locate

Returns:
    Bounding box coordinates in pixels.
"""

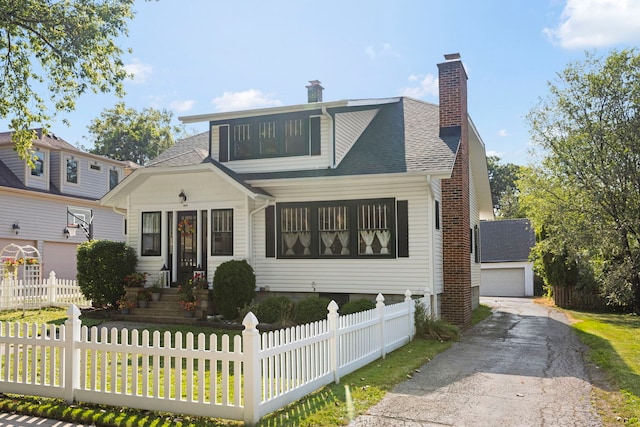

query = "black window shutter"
[397,200,409,257]
[219,126,229,162]
[265,205,275,258]
[310,117,321,156]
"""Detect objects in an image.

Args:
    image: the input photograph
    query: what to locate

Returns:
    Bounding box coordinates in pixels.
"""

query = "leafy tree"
[487,156,526,218]
[86,103,181,165]
[0,0,135,162]
[525,48,640,313]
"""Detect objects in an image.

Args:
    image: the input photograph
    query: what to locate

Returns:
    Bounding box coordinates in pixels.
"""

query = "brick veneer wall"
[438,56,472,329]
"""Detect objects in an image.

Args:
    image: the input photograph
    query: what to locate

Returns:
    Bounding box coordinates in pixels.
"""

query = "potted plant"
[149,283,162,302]
[178,281,199,317]
[123,272,147,288]
[117,297,136,314]
[137,289,151,308]
[179,299,199,317]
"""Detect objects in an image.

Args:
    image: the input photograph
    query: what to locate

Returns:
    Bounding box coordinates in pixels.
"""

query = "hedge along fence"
[0,291,416,424]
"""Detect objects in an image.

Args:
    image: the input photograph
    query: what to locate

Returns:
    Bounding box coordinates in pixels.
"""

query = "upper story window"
[109,169,119,190]
[219,113,321,161]
[31,150,45,177]
[66,157,78,184]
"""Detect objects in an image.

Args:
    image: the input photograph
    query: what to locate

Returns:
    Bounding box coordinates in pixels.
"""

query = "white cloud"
[170,100,195,113]
[365,43,397,60]
[486,150,504,158]
[124,59,153,84]
[498,129,509,137]
[400,73,438,99]
[212,89,282,112]
[544,0,640,48]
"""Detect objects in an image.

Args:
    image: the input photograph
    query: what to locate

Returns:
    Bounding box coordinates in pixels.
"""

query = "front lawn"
[568,310,640,425]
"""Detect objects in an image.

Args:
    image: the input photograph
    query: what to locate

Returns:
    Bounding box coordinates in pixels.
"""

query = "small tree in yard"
[212,260,256,320]
[77,240,137,308]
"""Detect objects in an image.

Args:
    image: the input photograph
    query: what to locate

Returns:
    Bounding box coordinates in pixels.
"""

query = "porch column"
[196,209,203,269]
[172,210,178,283]
[161,211,169,269]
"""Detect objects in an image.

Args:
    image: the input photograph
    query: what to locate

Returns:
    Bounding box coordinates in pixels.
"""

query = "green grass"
[567,310,640,426]
[0,305,492,426]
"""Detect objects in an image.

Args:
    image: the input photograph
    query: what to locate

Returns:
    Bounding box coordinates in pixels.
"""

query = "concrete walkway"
[349,297,602,427]
[0,412,89,427]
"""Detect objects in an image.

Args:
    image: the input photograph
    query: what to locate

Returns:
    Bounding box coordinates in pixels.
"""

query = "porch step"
[117,287,210,325]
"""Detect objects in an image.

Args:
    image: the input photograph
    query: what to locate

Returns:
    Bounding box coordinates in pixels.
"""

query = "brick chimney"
[306,80,324,103]
[438,53,472,329]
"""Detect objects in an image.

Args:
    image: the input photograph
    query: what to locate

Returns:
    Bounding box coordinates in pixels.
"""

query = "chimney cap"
[444,53,461,61]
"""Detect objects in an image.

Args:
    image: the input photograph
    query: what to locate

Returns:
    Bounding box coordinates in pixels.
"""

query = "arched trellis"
[0,243,42,283]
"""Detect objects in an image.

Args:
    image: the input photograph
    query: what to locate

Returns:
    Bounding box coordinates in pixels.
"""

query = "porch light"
[178,190,187,203]
[12,222,20,235]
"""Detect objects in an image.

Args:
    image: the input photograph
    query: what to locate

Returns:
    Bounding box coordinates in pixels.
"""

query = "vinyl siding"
[0,147,25,181]
[251,175,432,297]
[334,109,378,166]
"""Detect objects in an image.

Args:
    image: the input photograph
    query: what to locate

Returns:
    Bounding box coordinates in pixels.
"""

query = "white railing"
[0,291,415,424]
[0,271,90,310]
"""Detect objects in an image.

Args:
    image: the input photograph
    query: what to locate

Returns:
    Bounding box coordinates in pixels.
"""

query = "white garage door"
[43,242,79,280]
[481,268,525,297]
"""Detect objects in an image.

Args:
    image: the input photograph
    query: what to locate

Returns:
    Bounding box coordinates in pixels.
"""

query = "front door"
[177,211,197,284]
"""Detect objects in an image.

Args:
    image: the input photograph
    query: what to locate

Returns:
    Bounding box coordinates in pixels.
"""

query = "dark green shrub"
[254,296,294,325]
[341,298,376,315]
[293,297,330,325]
[212,260,256,320]
[76,240,137,308]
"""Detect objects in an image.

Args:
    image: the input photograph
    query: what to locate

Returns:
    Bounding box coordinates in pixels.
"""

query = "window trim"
[30,150,46,178]
[65,156,79,185]
[108,168,120,190]
[276,198,396,259]
[141,211,161,256]
[211,208,234,256]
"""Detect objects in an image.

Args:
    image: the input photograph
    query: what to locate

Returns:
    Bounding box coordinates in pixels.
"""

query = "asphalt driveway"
[349,297,602,427]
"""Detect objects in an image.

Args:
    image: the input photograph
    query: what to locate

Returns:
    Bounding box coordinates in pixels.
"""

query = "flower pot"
[138,300,149,308]
[120,308,130,315]
[184,310,194,318]
[151,293,161,302]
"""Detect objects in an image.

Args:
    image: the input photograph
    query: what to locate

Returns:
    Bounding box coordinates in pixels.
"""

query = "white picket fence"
[0,271,90,310]
[0,291,416,424]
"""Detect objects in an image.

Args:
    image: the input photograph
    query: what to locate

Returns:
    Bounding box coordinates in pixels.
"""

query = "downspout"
[248,198,274,266]
[321,106,335,168]
[425,176,436,317]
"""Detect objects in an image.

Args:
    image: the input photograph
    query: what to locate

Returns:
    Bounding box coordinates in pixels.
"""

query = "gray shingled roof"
[480,219,535,262]
[146,98,459,186]
[147,132,209,167]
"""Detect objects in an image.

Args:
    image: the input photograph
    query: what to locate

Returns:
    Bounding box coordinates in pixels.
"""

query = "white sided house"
[0,130,129,279]
[101,54,493,327]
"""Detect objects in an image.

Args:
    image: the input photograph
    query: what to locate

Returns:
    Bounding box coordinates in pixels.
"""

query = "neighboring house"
[100,53,493,327]
[0,130,129,279]
[480,218,536,297]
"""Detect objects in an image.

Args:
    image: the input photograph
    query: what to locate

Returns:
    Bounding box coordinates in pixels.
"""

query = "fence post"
[327,300,339,384]
[405,290,414,339]
[63,304,81,403]
[242,311,261,425]
[376,294,385,359]
[48,271,57,305]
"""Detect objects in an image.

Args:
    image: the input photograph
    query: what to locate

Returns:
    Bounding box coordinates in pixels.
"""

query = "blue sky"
[6,0,640,165]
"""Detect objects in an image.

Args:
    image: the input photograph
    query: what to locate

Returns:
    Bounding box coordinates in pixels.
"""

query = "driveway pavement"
[349,297,602,427]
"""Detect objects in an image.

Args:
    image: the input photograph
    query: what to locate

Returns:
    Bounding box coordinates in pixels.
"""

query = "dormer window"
[219,113,321,161]
[66,157,78,184]
[31,150,45,177]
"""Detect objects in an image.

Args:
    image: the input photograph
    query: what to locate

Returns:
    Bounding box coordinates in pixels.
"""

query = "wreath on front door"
[177,219,194,236]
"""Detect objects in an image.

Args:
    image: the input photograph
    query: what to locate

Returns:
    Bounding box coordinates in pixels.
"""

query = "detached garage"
[480,219,535,297]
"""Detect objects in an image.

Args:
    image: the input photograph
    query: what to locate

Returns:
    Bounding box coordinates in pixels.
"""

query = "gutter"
[247,198,275,265]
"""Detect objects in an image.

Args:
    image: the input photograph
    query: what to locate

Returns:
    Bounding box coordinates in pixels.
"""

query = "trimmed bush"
[341,298,376,315]
[293,297,330,325]
[254,296,294,325]
[76,240,137,308]
[212,260,256,320]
